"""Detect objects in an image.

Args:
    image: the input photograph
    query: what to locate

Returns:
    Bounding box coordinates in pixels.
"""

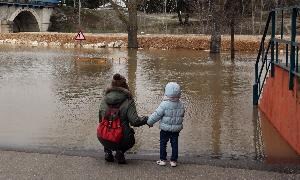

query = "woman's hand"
[141,116,148,125]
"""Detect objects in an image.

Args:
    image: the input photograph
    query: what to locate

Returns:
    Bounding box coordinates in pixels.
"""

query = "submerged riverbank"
[0,32,262,51]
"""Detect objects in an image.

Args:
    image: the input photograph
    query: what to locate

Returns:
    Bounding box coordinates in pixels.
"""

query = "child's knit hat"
[164,82,181,99]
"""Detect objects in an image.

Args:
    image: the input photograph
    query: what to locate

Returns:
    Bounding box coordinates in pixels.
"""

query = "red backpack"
[97,107,123,143]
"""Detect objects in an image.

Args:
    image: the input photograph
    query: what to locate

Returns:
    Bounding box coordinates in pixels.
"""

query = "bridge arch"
[8,9,41,32]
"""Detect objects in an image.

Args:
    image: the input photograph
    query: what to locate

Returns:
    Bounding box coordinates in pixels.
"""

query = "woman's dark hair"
[111,73,129,90]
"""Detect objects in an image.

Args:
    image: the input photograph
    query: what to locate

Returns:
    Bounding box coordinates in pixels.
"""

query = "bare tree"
[259,0,264,34]
[109,0,142,48]
[164,0,167,13]
[251,0,255,34]
[225,0,242,59]
[177,0,190,25]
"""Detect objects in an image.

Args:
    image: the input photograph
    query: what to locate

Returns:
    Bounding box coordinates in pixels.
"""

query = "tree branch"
[123,0,144,7]
[109,0,129,25]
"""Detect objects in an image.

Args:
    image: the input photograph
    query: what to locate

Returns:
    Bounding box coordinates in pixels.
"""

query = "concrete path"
[0,150,299,180]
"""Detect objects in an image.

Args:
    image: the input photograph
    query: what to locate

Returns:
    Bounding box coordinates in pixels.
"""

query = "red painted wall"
[259,66,300,155]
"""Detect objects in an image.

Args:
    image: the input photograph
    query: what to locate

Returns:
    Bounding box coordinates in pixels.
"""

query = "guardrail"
[0,0,60,7]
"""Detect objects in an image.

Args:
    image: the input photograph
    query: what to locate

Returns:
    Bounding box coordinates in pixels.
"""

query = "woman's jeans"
[160,130,179,161]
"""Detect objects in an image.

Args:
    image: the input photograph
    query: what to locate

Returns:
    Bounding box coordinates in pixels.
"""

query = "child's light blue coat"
[147,82,185,132]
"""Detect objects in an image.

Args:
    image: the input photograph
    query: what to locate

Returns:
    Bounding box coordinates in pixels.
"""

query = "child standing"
[147,82,185,167]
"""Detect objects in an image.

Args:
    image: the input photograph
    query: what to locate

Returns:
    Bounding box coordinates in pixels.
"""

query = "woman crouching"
[97,73,148,164]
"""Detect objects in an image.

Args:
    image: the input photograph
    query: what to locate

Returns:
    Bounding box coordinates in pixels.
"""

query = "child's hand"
[147,123,153,128]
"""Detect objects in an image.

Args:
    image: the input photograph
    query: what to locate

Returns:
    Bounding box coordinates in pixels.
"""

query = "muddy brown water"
[0,46,264,160]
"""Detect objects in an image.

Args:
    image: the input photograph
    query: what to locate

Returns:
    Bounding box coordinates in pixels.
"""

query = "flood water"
[0,46,263,160]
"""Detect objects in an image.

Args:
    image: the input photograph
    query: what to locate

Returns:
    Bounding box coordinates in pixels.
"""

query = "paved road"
[0,150,299,180]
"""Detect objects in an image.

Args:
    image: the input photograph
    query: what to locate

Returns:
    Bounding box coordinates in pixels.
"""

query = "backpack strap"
[103,99,128,122]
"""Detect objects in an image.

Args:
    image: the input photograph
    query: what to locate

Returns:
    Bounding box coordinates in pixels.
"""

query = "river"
[0,46,264,160]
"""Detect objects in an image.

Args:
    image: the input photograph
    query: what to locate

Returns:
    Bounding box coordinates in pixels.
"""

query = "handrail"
[0,0,60,6]
[253,11,273,105]
[253,6,299,105]
[255,11,273,79]
[273,38,300,47]
[258,41,271,86]
[259,45,271,97]
[257,41,271,99]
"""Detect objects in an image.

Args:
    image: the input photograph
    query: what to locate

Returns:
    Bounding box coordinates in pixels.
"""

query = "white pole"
[79,0,81,28]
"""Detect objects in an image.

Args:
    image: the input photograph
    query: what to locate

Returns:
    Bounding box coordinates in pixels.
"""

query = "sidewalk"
[0,150,299,180]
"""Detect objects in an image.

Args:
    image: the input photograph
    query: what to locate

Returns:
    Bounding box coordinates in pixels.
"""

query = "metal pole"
[289,8,297,90]
[253,61,259,105]
[281,10,283,39]
[253,83,258,105]
[79,0,81,29]
[276,42,278,63]
[297,46,299,73]
[271,11,275,77]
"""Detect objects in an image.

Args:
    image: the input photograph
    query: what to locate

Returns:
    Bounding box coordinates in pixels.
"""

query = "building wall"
[259,66,300,155]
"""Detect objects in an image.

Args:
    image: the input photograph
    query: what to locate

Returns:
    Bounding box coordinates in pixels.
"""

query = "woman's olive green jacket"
[98,87,147,151]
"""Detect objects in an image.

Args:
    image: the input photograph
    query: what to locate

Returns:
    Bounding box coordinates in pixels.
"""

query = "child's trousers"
[160,130,179,161]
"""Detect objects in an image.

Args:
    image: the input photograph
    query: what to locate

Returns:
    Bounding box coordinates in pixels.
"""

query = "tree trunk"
[242,0,245,15]
[177,0,183,25]
[230,19,235,60]
[210,0,221,53]
[127,49,138,96]
[252,0,255,34]
[109,0,139,48]
[259,0,263,34]
[128,1,138,48]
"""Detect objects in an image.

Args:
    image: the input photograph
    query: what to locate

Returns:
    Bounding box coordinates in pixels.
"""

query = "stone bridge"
[0,3,54,33]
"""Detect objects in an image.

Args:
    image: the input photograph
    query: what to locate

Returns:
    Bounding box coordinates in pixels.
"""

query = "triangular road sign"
[75,31,86,40]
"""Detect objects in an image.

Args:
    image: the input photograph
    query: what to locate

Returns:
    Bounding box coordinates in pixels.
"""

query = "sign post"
[75,30,86,47]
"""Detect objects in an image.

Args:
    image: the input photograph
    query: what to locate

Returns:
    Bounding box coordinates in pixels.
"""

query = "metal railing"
[0,0,60,7]
[253,7,299,105]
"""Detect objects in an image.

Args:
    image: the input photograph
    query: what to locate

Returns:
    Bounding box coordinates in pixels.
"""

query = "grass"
[49,6,203,34]
[49,6,288,35]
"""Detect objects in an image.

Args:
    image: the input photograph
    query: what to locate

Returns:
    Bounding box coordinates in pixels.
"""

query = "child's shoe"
[156,160,166,166]
[170,161,177,167]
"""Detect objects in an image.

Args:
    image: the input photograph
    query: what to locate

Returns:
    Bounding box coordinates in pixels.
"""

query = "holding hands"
[142,116,153,128]
[141,116,153,128]
[147,122,153,128]
[143,116,153,128]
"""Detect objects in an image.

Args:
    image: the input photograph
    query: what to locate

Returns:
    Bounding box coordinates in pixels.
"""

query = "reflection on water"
[0,46,263,159]
[252,107,264,160]
[260,112,300,163]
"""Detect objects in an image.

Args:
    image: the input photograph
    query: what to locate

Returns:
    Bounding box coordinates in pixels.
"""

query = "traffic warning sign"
[75,31,86,40]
